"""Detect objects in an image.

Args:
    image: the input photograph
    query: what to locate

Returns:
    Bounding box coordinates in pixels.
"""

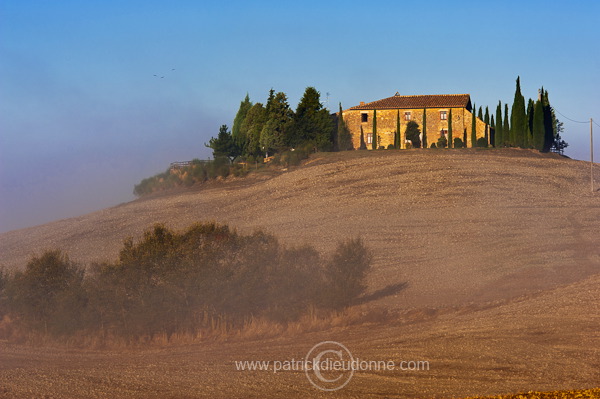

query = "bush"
[430,143,437,149]
[3,223,372,341]
[453,138,464,148]
[378,145,385,150]
[476,137,488,148]
[387,144,395,149]
[0,269,7,319]
[6,250,86,336]
[323,238,372,309]
[231,164,247,177]
[437,136,447,148]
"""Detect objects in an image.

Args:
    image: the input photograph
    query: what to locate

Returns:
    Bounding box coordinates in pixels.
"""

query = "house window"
[440,129,448,138]
[367,133,373,144]
[404,112,411,121]
[440,111,447,120]
[361,113,368,123]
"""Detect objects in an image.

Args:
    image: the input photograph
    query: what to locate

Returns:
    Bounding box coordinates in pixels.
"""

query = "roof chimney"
[359,101,365,106]
[395,91,400,96]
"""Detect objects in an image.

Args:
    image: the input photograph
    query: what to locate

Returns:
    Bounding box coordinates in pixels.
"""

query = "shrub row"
[0,222,371,341]
[133,158,248,196]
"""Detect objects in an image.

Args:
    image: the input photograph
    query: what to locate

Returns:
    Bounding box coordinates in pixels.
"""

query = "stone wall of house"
[342,107,488,149]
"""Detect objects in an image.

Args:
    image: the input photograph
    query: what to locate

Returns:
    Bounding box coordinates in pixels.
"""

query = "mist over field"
[1,1,600,398]
[1,1,599,232]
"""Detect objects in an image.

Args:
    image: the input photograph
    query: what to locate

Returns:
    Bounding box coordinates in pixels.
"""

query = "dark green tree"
[484,106,490,144]
[260,92,293,155]
[527,98,535,137]
[448,109,453,148]
[490,114,495,145]
[232,94,253,151]
[372,109,377,150]
[510,76,527,147]
[478,106,483,120]
[422,109,428,149]
[265,88,275,114]
[289,87,333,150]
[404,121,421,148]
[542,89,555,152]
[206,125,240,162]
[337,103,353,151]
[532,99,545,150]
[241,103,267,157]
[395,110,401,149]
[495,101,503,147]
[503,103,510,145]
[471,103,477,147]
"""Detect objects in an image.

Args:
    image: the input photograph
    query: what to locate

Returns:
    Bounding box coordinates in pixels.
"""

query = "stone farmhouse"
[342,93,489,149]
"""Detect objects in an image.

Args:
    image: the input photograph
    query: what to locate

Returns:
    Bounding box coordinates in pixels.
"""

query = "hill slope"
[0,148,599,398]
[1,149,598,308]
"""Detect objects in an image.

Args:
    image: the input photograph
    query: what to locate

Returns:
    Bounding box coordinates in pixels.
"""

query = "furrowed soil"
[1,148,599,398]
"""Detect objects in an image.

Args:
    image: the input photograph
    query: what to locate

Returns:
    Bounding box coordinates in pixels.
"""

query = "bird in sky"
[153,69,175,78]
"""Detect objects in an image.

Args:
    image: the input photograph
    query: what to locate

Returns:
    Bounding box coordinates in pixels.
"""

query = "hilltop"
[0,148,599,398]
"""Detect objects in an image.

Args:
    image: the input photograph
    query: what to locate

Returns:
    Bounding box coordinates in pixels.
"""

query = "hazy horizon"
[2,0,599,233]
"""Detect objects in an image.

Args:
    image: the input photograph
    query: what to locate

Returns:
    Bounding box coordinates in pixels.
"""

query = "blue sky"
[1,0,599,232]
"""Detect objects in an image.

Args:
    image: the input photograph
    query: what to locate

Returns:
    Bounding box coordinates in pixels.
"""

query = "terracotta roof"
[349,93,472,111]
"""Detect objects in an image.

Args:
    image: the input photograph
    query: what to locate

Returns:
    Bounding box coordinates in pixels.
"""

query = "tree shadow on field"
[355,282,408,305]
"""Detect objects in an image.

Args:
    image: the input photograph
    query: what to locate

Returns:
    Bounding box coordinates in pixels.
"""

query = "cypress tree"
[525,98,535,148]
[422,109,428,149]
[490,114,495,145]
[532,99,545,150]
[448,109,453,148]
[395,110,401,149]
[503,103,510,144]
[471,103,477,147]
[495,101,503,147]
[484,106,490,144]
[337,103,353,151]
[478,106,483,120]
[510,76,526,147]
[372,109,377,150]
[542,89,554,152]
[527,98,535,137]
